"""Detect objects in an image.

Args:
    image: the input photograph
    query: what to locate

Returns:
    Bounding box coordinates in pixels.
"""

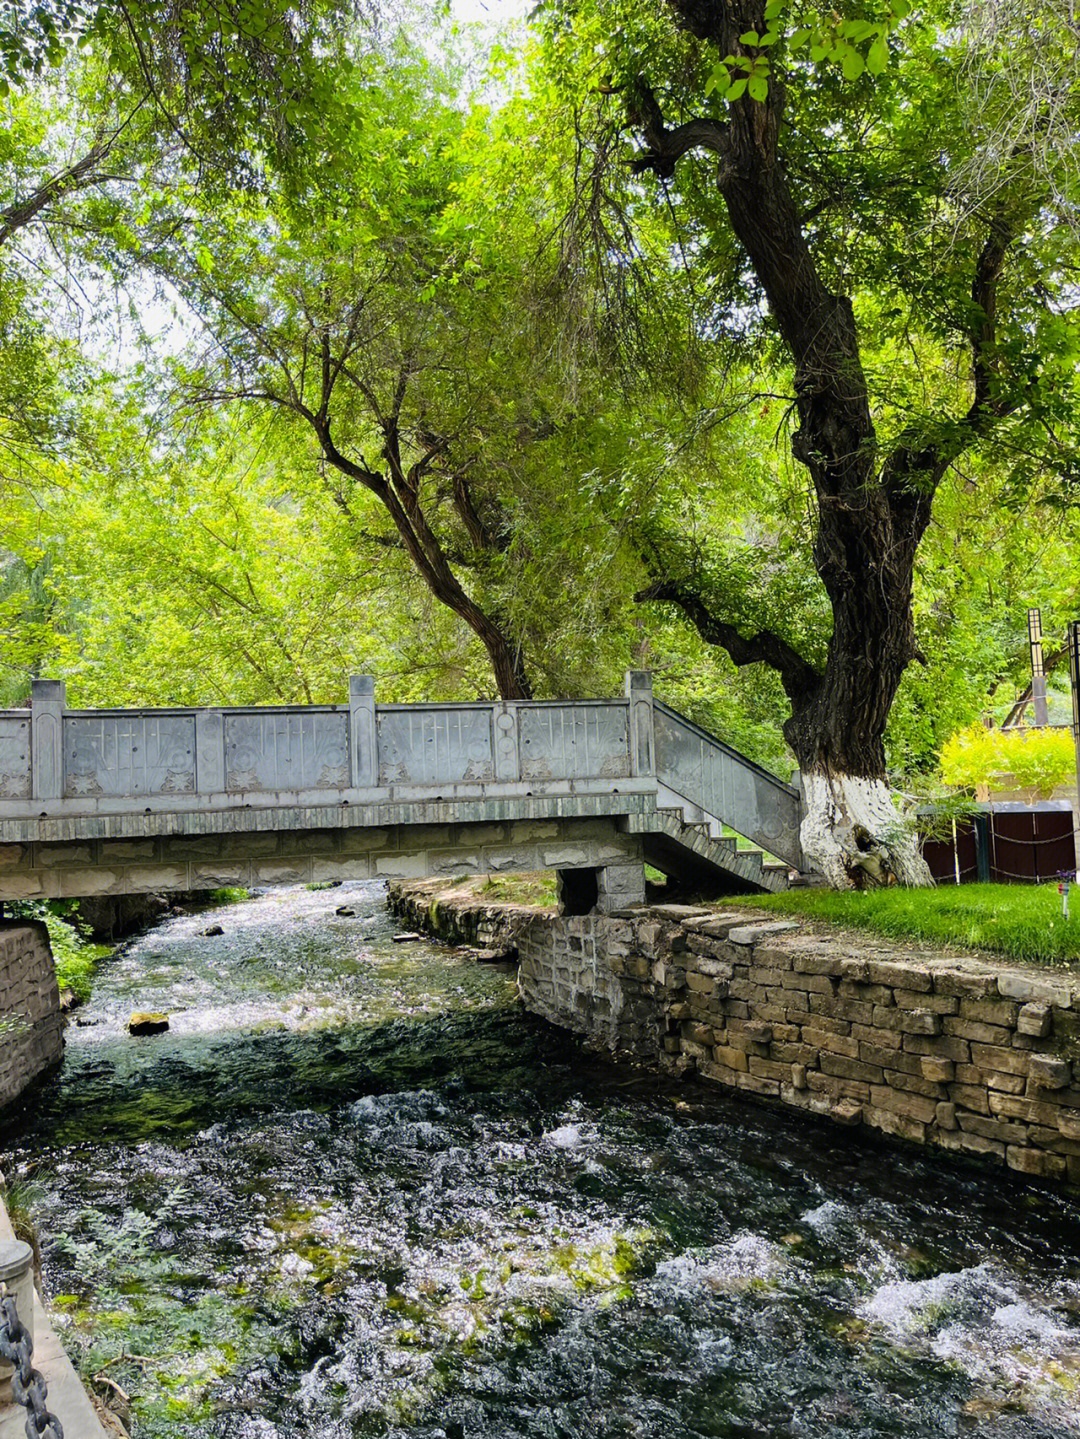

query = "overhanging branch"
[627,80,729,179]
[636,578,822,703]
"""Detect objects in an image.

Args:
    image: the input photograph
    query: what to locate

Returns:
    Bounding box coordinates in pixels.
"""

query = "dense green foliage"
[733,885,1080,966]
[10,901,111,1001]
[0,0,1078,784]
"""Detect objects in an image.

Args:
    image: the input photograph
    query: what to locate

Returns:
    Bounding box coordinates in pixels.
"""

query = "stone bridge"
[0,674,804,912]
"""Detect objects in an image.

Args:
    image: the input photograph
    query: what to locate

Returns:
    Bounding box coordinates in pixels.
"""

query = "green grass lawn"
[731,883,1080,967]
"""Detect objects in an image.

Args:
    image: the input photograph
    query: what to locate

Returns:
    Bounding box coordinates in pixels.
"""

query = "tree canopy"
[2,0,1080,883]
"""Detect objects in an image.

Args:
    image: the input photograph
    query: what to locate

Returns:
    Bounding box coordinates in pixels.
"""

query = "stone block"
[893,988,958,1014]
[745,1021,773,1043]
[1028,1055,1072,1090]
[803,1027,859,1059]
[727,921,800,945]
[970,1042,1029,1077]
[711,1044,749,1072]
[959,996,1019,1027]
[935,1102,958,1130]
[902,1033,970,1062]
[943,1017,1012,1046]
[1016,1003,1052,1038]
[989,1093,1063,1127]
[753,943,795,970]
[821,1052,884,1085]
[947,1083,991,1115]
[869,1085,938,1125]
[864,1104,926,1144]
[749,1056,791,1083]
[1058,1109,1080,1141]
[883,1069,945,1100]
[791,1063,808,1090]
[1007,1146,1067,1180]
[59,867,124,896]
[839,979,895,1005]
[126,864,192,892]
[921,1057,955,1083]
[852,1023,902,1051]
[958,1112,1027,1145]
[984,1071,1026,1095]
[932,968,998,999]
[866,960,932,991]
[998,973,1072,1007]
[958,1131,1004,1160]
[737,1071,781,1097]
[793,952,843,976]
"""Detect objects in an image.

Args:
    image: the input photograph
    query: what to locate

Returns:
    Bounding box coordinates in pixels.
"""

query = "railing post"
[195,711,225,793]
[493,703,521,782]
[0,1238,34,1389]
[349,675,378,788]
[30,679,65,802]
[625,670,655,777]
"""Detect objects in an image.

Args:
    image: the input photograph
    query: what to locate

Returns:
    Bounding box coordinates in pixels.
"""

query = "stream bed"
[3,881,1080,1438]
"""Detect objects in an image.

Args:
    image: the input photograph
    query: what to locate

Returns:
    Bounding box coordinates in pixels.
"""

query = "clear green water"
[3,882,1080,1438]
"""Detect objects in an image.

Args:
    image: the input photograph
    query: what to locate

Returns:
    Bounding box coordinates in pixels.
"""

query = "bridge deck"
[0,674,803,905]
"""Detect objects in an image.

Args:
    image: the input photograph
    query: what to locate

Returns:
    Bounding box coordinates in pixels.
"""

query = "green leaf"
[747,73,768,102]
[739,30,760,45]
[789,27,811,46]
[866,37,889,74]
[841,48,865,80]
[727,77,748,100]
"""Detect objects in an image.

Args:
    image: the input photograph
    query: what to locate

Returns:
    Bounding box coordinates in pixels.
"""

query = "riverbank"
[733,885,1080,967]
[391,880,1080,1193]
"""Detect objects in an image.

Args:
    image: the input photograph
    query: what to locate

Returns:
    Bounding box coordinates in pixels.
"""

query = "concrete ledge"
[0,1198,111,1439]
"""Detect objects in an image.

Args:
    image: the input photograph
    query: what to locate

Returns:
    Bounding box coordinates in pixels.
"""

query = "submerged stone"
[202,924,225,937]
[128,1011,170,1035]
[392,931,422,942]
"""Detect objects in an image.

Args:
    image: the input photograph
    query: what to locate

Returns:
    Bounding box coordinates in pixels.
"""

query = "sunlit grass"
[731,883,1080,966]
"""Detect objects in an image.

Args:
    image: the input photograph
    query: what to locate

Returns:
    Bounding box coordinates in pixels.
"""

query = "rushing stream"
[3,882,1080,1438]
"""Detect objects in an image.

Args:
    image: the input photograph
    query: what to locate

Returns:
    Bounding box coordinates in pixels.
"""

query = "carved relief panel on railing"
[377,708,494,786]
[519,705,630,782]
[223,711,349,792]
[64,714,196,797]
[0,715,31,799]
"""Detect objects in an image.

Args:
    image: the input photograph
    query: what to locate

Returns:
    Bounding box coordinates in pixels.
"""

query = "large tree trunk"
[624,0,966,885]
[781,491,933,886]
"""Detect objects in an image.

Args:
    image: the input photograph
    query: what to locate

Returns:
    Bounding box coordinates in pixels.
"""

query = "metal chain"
[0,1284,64,1439]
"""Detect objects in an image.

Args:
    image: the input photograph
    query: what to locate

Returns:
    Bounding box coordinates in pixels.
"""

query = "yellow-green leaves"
[706,1,910,105]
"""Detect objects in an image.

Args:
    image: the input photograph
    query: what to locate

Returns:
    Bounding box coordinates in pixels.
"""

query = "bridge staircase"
[631,701,803,896]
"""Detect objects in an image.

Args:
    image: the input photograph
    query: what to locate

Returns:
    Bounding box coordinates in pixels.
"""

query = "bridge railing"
[654,702,803,870]
[0,674,658,812]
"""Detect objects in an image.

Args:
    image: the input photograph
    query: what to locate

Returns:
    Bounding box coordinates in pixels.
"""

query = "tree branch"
[626,80,729,179]
[635,578,822,703]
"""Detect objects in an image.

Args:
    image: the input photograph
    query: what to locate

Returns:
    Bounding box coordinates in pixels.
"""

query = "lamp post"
[1069,619,1080,882]
[1028,608,1050,726]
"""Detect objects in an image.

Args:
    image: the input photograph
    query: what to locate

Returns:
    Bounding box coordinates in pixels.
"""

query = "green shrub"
[9,901,111,1003]
[940,725,1076,798]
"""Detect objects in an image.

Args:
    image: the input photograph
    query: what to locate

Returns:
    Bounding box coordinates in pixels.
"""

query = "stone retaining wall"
[394,885,1080,1191]
[386,880,543,953]
[0,921,63,1117]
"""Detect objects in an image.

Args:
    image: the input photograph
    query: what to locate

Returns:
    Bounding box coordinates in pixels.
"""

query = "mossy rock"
[128,1012,170,1036]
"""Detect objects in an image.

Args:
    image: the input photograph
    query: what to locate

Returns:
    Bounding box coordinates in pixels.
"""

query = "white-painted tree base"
[800,771,934,889]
